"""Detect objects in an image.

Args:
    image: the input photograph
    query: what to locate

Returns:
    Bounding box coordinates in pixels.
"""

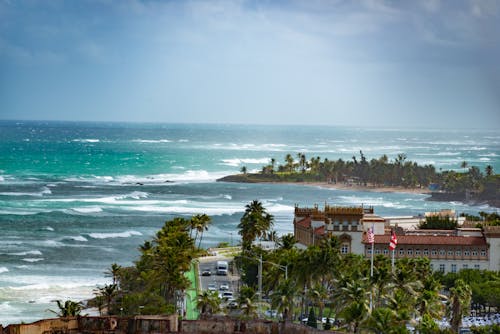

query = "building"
[293,204,500,273]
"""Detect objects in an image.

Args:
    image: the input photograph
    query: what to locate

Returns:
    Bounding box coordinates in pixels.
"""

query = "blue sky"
[0,0,499,128]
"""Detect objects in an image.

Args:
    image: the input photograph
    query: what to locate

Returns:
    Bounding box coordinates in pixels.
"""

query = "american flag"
[367,226,374,244]
[389,229,398,250]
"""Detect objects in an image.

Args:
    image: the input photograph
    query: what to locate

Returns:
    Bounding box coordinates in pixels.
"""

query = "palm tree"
[105,263,122,286]
[363,307,403,334]
[461,160,468,173]
[278,233,297,250]
[240,166,247,174]
[48,300,83,317]
[237,286,259,319]
[191,214,211,248]
[448,279,472,333]
[95,284,117,315]
[196,290,221,317]
[485,165,493,176]
[271,279,297,321]
[238,200,274,250]
[284,154,294,172]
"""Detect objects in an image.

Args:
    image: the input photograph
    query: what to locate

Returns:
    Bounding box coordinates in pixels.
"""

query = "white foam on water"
[0,267,9,273]
[87,230,142,239]
[132,139,172,143]
[71,206,103,213]
[22,258,44,263]
[45,226,54,231]
[117,191,149,200]
[40,240,65,247]
[65,235,88,242]
[12,250,42,256]
[479,157,491,161]
[0,175,4,182]
[221,158,270,167]
[72,138,100,143]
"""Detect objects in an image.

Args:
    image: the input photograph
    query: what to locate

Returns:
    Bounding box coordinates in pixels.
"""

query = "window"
[383,249,389,255]
[424,249,429,256]
[439,264,445,273]
[341,244,349,254]
[430,263,434,270]
[375,249,381,254]
[456,250,461,256]
[481,250,486,256]
[474,264,480,270]
[464,250,470,256]
[439,249,445,256]
[399,249,404,255]
[463,264,468,269]
[451,264,457,273]
[472,250,478,256]
[407,249,413,256]
[367,248,372,255]
[431,249,437,256]
[415,249,421,256]
[448,250,453,256]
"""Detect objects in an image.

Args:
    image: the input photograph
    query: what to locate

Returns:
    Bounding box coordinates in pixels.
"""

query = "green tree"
[307,307,317,328]
[271,279,297,321]
[196,290,220,317]
[448,279,472,333]
[48,300,83,317]
[238,200,274,250]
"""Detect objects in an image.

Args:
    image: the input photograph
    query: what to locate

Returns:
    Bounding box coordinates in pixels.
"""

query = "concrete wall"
[181,319,342,334]
[2,318,79,334]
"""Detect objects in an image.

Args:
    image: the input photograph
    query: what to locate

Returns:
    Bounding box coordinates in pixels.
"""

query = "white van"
[216,260,228,276]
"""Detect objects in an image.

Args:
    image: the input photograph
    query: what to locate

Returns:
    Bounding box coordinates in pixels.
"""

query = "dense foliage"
[228,152,499,205]
[93,216,206,315]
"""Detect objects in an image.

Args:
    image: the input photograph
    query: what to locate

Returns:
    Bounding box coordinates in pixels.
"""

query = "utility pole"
[258,254,262,309]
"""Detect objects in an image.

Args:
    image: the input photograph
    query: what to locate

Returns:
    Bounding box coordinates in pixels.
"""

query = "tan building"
[293,204,500,273]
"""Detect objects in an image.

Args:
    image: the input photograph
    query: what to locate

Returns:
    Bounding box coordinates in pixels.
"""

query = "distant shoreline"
[217,174,430,195]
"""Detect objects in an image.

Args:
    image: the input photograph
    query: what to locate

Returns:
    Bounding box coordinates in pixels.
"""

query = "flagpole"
[391,249,395,272]
[369,224,374,312]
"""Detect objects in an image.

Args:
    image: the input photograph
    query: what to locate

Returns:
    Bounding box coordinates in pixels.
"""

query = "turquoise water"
[0,120,498,324]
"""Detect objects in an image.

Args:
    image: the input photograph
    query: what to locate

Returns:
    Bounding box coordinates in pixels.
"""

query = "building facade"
[293,204,500,273]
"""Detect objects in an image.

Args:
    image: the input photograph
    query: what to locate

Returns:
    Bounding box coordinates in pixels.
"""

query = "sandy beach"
[265,181,431,195]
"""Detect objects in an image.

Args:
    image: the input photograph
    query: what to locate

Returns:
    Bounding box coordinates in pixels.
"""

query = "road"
[198,256,239,304]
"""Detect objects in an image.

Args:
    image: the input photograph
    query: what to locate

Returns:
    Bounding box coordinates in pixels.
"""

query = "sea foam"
[88,230,143,239]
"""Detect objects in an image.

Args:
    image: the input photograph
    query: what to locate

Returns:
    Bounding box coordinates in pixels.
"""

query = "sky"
[0,0,499,128]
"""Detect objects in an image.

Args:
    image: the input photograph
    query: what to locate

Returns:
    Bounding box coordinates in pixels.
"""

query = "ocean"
[0,120,498,324]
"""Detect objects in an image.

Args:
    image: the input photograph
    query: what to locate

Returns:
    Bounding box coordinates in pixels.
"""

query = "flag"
[367,225,374,244]
[389,229,397,250]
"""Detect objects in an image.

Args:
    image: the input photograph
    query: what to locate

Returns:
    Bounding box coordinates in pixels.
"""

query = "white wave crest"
[132,139,172,143]
[72,206,103,213]
[72,138,100,143]
[22,258,44,263]
[0,267,9,273]
[12,250,42,256]
[66,235,88,242]
[221,158,270,167]
[88,230,142,239]
[45,226,54,231]
[117,191,149,200]
[0,175,4,182]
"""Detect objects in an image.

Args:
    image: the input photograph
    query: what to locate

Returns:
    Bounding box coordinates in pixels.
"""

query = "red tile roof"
[363,234,486,246]
[314,225,325,235]
[295,217,311,229]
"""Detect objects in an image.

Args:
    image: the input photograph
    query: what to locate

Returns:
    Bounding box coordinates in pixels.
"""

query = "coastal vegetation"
[218,152,499,207]
[80,200,500,334]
